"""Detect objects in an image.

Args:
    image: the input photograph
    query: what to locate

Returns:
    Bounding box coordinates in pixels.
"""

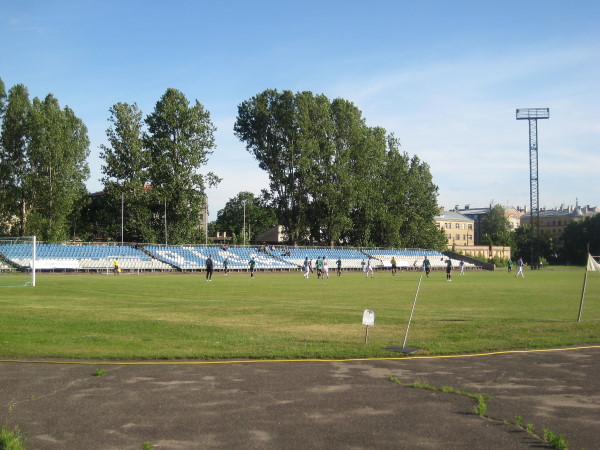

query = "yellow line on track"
[1,345,599,366]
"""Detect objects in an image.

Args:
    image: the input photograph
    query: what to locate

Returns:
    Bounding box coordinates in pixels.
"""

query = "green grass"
[0,267,599,360]
[0,425,26,450]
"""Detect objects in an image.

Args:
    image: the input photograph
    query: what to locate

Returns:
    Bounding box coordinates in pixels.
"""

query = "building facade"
[434,210,475,248]
[454,204,525,245]
[520,204,598,242]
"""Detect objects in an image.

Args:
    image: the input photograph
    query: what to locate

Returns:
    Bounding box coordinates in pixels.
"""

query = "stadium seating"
[362,249,478,270]
[274,248,368,270]
[143,246,297,271]
[0,243,172,271]
[0,242,479,273]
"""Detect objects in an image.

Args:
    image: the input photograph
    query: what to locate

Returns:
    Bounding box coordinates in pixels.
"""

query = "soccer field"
[1,267,599,360]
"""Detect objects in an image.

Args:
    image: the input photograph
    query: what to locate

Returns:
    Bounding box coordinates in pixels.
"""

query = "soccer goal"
[0,236,36,287]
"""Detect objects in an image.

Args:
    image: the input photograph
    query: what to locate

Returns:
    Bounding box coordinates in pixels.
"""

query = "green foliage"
[144,88,220,244]
[511,224,555,264]
[561,214,600,265]
[214,191,277,241]
[514,415,523,427]
[94,368,106,377]
[235,89,443,247]
[0,83,90,240]
[142,442,153,450]
[542,428,569,450]
[481,205,513,247]
[0,425,26,450]
[98,90,220,243]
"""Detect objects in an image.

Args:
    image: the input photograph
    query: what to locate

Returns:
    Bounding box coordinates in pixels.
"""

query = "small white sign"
[362,309,375,327]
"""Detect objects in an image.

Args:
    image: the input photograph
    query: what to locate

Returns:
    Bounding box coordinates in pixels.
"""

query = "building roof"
[521,206,597,220]
[434,211,474,222]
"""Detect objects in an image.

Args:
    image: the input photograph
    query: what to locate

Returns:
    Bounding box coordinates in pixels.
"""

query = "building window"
[468,224,473,230]
[455,234,460,240]
[455,223,460,229]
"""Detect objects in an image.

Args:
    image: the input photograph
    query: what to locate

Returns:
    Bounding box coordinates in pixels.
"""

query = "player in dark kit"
[205,255,214,281]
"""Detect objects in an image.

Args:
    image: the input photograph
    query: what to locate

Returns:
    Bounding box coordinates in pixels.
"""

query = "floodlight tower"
[516,107,549,270]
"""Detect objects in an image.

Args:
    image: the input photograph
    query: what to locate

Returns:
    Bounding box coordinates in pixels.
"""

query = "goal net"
[0,236,36,287]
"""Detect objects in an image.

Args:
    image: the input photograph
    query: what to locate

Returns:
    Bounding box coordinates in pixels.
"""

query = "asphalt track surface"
[1,346,599,450]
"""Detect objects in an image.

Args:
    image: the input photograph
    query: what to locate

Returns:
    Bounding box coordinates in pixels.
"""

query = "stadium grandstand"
[0,242,482,273]
[273,247,367,269]
[361,249,477,270]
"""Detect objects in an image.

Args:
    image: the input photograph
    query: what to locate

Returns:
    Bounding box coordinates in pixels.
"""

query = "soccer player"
[316,256,323,279]
[322,257,329,279]
[507,259,513,273]
[391,256,397,276]
[446,258,453,281]
[223,257,229,276]
[249,257,256,278]
[365,258,374,278]
[423,256,431,277]
[459,259,465,275]
[336,257,342,276]
[303,257,310,278]
[205,254,214,281]
[113,258,120,275]
[515,257,525,278]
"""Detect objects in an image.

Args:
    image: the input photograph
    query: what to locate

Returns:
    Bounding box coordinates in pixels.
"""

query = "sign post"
[362,309,375,344]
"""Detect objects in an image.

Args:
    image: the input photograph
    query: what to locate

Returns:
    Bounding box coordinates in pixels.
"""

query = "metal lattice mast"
[516,108,549,270]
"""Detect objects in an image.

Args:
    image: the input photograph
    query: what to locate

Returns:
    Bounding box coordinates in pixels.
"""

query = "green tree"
[145,88,220,244]
[308,97,363,246]
[214,191,278,242]
[236,89,445,248]
[100,102,156,242]
[377,144,447,250]
[0,77,6,118]
[0,84,32,236]
[560,215,600,265]
[512,224,554,265]
[348,126,388,246]
[235,89,309,245]
[26,95,90,241]
[481,205,513,247]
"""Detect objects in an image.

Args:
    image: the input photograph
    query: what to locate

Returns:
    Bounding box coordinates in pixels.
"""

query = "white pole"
[242,200,246,246]
[31,235,36,287]
[402,274,422,348]
[121,192,124,246]
[577,267,588,322]
[164,198,168,246]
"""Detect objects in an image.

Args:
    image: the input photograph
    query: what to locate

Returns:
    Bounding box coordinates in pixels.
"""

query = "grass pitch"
[1,267,599,360]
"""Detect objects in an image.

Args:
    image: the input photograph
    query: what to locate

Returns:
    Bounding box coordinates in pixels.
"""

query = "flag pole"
[402,274,423,348]
[577,264,588,322]
[578,246,591,323]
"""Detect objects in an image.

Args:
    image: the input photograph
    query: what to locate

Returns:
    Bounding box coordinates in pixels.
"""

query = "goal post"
[0,235,36,287]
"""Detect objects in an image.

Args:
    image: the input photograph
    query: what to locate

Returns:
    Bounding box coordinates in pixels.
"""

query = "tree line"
[233,89,446,248]
[6,78,591,261]
[1,80,447,249]
[1,79,219,243]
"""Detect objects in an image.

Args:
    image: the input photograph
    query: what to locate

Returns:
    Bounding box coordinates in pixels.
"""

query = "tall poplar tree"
[145,88,219,244]
[26,95,90,241]
[0,84,32,236]
[0,85,89,240]
[100,102,155,242]
[236,88,444,248]
[235,89,308,245]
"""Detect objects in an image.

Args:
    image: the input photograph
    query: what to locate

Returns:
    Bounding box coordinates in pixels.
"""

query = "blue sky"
[2,1,599,219]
